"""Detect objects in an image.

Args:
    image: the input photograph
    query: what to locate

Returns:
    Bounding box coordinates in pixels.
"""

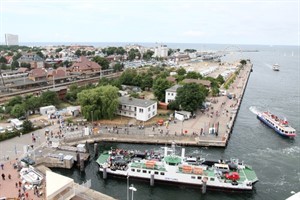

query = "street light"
[129,184,137,200]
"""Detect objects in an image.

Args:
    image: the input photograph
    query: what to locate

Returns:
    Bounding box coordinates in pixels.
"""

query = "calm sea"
[52,43,300,200]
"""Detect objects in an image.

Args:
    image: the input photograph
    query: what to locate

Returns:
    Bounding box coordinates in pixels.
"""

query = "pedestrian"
[0,163,3,169]
[22,185,26,193]
[1,173,5,180]
[25,192,29,198]
[18,180,22,187]
[8,174,11,179]
[15,182,18,188]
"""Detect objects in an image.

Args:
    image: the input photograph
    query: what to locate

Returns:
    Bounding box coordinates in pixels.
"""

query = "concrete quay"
[62,63,253,148]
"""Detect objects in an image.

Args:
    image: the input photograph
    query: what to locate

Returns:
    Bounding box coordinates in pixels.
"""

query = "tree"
[176,83,207,113]
[24,96,41,114]
[186,71,201,79]
[0,56,7,64]
[153,78,172,102]
[92,56,110,70]
[140,74,153,91]
[11,104,26,118]
[143,50,154,61]
[216,75,225,85]
[128,48,141,61]
[55,48,63,53]
[11,60,19,69]
[119,68,138,85]
[240,59,247,65]
[176,67,186,76]
[36,51,44,59]
[7,96,23,107]
[20,62,31,68]
[75,49,82,57]
[40,91,60,106]
[77,85,119,120]
[113,62,124,72]
[22,120,33,132]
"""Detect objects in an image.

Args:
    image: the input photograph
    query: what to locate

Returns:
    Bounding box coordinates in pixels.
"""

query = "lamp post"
[129,184,137,200]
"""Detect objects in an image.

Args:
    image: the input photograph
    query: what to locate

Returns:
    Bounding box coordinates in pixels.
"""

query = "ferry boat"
[96,143,258,191]
[273,64,280,71]
[257,111,296,138]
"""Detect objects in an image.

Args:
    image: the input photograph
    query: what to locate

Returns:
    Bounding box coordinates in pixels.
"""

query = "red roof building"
[69,56,101,74]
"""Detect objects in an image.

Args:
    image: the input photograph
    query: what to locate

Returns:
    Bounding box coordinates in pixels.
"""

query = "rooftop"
[166,84,182,92]
[119,96,156,108]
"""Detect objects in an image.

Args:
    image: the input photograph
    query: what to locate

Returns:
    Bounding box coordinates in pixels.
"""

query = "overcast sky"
[0,0,299,45]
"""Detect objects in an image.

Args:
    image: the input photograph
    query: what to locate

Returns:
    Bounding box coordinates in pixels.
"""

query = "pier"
[62,62,253,147]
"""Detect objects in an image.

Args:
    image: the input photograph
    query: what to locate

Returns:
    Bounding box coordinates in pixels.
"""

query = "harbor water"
[52,44,300,200]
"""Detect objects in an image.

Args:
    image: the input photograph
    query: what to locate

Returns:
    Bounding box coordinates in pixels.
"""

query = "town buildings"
[153,44,168,58]
[165,84,182,104]
[118,96,157,121]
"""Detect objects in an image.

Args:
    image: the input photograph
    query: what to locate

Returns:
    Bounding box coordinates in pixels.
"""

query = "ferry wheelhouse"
[257,111,296,138]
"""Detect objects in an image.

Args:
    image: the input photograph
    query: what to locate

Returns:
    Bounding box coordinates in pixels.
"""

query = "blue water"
[53,44,300,200]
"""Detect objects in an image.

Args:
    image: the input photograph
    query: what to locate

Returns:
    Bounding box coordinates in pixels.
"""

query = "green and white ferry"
[97,143,258,191]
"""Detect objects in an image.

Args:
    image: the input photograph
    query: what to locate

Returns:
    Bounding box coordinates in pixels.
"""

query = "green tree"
[176,83,207,113]
[55,48,63,53]
[13,53,22,61]
[7,96,23,107]
[11,60,19,69]
[128,48,141,61]
[36,51,44,59]
[153,78,172,102]
[140,74,153,91]
[0,56,7,64]
[143,50,154,61]
[216,75,225,85]
[176,67,186,76]
[77,85,119,120]
[40,91,60,106]
[11,104,26,118]
[119,68,138,85]
[92,56,110,70]
[24,96,41,114]
[22,120,33,132]
[75,49,82,57]
[186,71,201,79]
[240,59,247,65]
[20,62,31,68]
[113,62,124,72]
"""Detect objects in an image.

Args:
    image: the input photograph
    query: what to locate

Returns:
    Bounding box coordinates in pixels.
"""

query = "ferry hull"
[257,114,296,138]
[99,168,256,191]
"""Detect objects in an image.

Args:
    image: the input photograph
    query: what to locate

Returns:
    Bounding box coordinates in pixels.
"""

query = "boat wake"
[265,63,273,69]
[248,146,300,159]
[249,106,260,115]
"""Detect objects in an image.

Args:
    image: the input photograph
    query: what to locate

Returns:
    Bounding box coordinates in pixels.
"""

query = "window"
[139,108,143,113]
[197,176,202,180]
[191,176,195,179]
[148,114,150,118]
[160,172,165,175]
[129,106,131,110]
[168,93,170,95]
[152,111,155,116]
[137,169,141,172]
[142,170,147,173]
[131,169,135,172]
[154,171,159,175]
[124,112,126,115]
[210,178,215,181]
[148,171,151,174]
[148,107,150,112]
[153,105,155,109]
[171,93,174,96]
[124,105,126,108]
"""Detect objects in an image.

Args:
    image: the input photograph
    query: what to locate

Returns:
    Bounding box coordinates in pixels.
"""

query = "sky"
[0,0,299,45]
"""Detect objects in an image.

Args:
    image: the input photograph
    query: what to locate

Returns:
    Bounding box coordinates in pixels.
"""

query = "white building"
[5,33,19,46]
[118,96,157,121]
[154,44,168,58]
[165,84,182,104]
[40,105,56,115]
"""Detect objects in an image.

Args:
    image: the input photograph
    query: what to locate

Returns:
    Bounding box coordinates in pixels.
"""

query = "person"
[16,182,18,188]
[0,163,3,169]
[8,174,11,179]
[1,173,5,180]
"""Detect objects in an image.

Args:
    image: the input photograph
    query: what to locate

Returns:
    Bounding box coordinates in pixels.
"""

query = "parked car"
[19,116,26,120]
